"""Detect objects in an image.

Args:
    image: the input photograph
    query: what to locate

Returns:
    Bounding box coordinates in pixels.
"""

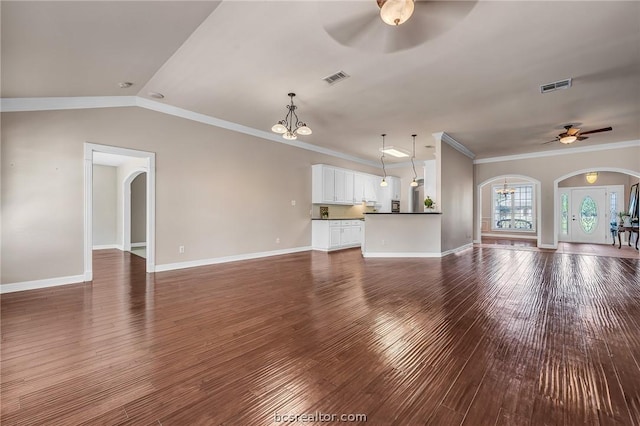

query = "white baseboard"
[92,244,122,250]
[362,243,473,259]
[154,246,312,273]
[538,244,557,249]
[1,274,87,294]
[442,243,474,257]
[131,242,146,248]
[481,233,538,240]
[362,252,442,258]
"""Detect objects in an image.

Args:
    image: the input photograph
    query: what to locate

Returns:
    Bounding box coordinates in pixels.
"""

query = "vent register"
[323,71,350,85]
[540,78,572,93]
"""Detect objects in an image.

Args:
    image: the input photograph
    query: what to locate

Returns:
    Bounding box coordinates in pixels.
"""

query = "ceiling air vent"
[540,78,572,94]
[322,71,350,85]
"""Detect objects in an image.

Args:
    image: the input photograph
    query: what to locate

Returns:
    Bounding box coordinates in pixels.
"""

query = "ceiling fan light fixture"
[559,135,577,144]
[378,0,415,26]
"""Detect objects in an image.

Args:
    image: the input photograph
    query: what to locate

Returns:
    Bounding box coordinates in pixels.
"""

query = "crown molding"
[474,140,640,164]
[0,96,136,112]
[433,131,476,159]
[1,96,380,168]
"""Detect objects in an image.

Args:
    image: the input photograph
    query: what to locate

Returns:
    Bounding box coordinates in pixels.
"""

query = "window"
[492,184,535,231]
[561,193,569,235]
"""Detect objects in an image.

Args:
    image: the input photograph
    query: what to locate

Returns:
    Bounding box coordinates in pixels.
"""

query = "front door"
[570,188,607,244]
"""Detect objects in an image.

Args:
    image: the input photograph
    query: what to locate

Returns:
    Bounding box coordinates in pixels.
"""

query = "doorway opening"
[84,143,156,281]
[554,168,640,249]
[476,175,541,246]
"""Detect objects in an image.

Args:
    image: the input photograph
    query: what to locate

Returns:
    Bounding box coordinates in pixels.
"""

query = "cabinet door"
[344,171,354,204]
[322,167,336,202]
[329,226,341,248]
[390,177,401,200]
[352,224,362,245]
[341,226,352,246]
[334,169,346,203]
[353,173,365,203]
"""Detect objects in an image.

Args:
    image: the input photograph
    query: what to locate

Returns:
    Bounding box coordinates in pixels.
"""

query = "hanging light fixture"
[380,133,388,187]
[377,0,415,26]
[585,172,598,184]
[410,134,418,187]
[559,135,578,144]
[271,93,312,140]
[496,178,515,196]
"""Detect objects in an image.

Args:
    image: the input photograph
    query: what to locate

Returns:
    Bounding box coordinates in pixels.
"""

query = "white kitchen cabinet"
[312,164,356,205]
[364,175,379,202]
[312,219,363,251]
[390,176,401,201]
[353,173,365,203]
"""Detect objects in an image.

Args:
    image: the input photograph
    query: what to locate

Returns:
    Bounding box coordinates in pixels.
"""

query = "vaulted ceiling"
[2,1,639,162]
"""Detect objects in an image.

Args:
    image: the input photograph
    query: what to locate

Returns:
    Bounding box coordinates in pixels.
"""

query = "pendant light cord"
[411,134,417,180]
[380,134,387,179]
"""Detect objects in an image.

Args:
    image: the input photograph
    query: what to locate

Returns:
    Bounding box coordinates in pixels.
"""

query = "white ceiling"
[2,1,639,163]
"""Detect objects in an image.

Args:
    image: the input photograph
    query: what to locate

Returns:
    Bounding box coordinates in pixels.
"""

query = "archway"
[552,167,640,248]
[476,174,542,246]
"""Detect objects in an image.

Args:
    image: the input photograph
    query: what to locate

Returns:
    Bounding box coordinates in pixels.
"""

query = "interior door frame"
[84,143,156,281]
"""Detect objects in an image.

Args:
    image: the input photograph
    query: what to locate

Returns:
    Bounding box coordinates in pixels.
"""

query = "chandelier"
[377,0,415,26]
[410,134,418,187]
[271,93,312,140]
[496,178,515,196]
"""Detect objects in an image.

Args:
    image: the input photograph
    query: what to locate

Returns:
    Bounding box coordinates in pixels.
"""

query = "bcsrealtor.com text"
[274,411,367,423]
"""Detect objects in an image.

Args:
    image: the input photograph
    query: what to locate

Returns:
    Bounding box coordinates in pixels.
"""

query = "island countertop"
[364,212,442,215]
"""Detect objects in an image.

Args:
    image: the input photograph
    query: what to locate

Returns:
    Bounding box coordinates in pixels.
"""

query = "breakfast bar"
[362,212,443,257]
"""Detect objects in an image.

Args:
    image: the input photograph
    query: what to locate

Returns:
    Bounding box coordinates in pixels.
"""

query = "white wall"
[439,142,473,252]
[92,165,117,246]
[0,107,381,285]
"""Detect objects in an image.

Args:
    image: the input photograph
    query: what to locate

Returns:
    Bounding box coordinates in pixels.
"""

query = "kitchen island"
[362,212,444,257]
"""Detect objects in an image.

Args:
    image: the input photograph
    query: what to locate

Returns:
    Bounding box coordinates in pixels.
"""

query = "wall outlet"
[179,245,185,254]
[291,200,296,206]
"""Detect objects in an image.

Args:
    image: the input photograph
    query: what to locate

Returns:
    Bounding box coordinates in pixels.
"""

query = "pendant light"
[380,133,388,187]
[410,134,418,187]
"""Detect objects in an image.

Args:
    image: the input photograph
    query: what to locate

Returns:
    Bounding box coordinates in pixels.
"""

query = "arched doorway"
[476,174,542,246]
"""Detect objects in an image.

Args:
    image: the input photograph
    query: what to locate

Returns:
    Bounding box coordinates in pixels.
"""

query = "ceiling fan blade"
[579,126,613,135]
[577,136,589,141]
[567,127,580,136]
[542,139,558,145]
[322,3,380,50]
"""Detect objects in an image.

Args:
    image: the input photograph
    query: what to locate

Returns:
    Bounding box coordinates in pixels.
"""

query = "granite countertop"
[311,217,365,220]
[364,212,442,214]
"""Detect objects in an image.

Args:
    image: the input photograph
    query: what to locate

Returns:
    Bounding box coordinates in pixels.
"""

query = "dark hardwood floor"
[1,248,639,425]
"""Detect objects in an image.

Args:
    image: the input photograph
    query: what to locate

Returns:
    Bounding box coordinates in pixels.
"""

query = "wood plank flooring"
[1,248,639,425]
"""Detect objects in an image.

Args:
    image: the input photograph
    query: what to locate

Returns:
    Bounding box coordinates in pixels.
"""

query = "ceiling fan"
[543,124,613,145]
[321,1,477,53]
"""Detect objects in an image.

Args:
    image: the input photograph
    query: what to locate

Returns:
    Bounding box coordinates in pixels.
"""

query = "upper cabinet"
[313,165,356,205]
[312,164,379,205]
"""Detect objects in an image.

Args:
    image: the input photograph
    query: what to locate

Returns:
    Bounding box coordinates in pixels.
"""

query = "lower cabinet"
[312,220,362,251]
